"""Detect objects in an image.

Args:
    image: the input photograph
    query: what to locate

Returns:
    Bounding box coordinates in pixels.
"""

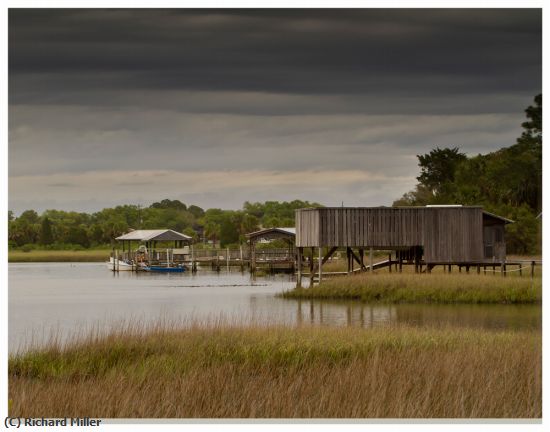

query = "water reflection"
[9,263,541,352]
[280,299,540,331]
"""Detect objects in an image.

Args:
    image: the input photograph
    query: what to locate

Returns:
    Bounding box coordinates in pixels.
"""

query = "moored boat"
[106,257,134,271]
[143,265,186,273]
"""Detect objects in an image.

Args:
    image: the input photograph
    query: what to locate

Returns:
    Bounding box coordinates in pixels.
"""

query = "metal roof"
[115,229,192,241]
[246,227,296,238]
[482,211,514,224]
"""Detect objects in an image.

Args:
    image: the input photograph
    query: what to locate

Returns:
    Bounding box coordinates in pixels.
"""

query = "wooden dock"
[110,247,296,273]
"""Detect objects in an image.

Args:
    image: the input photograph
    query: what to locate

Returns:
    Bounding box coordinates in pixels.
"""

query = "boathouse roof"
[116,229,192,242]
[246,227,296,240]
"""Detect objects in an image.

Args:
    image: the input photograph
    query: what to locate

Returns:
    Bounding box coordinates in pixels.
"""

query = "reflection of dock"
[295,300,395,327]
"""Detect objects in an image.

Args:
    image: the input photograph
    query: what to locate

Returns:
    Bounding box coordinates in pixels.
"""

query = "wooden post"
[519,264,522,276]
[359,248,365,271]
[310,247,315,285]
[399,251,403,273]
[226,247,230,272]
[350,248,354,273]
[115,248,119,272]
[251,242,256,273]
[297,247,303,288]
[531,261,535,278]
[369,247,374,273]
[476,265,480,274]
[318,247,322,284]
[448,264,451,273]
[388,253,392,273]
[346,248,351,275]
[501,260,506,277]
[112,248,115,272]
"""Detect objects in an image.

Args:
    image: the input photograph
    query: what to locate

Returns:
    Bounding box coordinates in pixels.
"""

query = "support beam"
[349,248,364,268]
[369,247,374,273]
[321,247,338,266]
[297,247,303,288]
[310,247,315,285]
[250,241,256,273]
[318,247,323,283]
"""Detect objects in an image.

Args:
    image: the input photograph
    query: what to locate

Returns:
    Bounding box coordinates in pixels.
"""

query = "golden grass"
[284,272,541,304]
[8,249,109,262]
[9,323,541,418]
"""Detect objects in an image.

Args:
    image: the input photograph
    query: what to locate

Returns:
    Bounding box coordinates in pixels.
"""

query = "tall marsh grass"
[9,322,541,418]
[8,249,108,262]
[283,273,541,304]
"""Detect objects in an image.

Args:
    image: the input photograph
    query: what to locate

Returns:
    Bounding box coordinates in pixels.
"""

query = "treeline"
[8,200,321,250]
[394,94,542,254]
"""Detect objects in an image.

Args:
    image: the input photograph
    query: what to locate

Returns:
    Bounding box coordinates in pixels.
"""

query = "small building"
[295,206,512,279]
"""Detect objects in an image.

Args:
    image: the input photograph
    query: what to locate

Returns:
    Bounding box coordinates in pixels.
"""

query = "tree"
[40,217,54,245]
[416,147,467,198]
[150,199,187,211]
[219,216,239,247]
[187,205,205,219]
[204,221,220,246]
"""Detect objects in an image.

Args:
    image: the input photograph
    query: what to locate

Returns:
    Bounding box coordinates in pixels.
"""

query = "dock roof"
[246,227,295,238]
[116,229,192,242]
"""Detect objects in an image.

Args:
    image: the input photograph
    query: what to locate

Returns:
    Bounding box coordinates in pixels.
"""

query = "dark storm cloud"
[9,9,541,105]
[8,9,542,214]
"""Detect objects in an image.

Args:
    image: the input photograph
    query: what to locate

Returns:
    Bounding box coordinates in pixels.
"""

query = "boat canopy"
[115,229,192,242]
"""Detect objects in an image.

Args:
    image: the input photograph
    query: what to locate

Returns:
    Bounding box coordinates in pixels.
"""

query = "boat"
[143,264,186,273]
[106,257,134,271]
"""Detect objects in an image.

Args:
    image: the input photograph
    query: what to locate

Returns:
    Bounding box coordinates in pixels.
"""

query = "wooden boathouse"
[246,227,296,272]
[295,206,513,285]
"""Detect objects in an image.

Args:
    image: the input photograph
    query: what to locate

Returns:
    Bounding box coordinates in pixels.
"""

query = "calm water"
[9,263,541,352]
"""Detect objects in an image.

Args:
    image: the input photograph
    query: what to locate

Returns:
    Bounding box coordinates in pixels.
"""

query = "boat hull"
[106,258,134,271]
[143,266,185,273]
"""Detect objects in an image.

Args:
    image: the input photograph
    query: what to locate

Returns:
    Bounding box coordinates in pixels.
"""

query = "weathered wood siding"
[422,208,483,262]
[295,208,320,247]
[296,207,487,262]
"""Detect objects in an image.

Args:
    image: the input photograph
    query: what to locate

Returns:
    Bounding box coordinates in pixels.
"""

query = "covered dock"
[246,227,296,272]
[112,229,192,270]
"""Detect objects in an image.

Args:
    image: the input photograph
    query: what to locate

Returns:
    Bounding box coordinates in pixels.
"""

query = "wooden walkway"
[302,258,542,283]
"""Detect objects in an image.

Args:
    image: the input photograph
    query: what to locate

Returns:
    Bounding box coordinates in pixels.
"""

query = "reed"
[8,249,108,262]
[283,273,541,304]
[9,323,541,418]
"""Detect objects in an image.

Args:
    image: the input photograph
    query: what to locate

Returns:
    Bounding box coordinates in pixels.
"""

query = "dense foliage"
[8,199,321,250]
[393,94,542,254]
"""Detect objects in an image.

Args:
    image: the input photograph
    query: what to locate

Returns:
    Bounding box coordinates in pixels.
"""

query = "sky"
[8,8,542,215]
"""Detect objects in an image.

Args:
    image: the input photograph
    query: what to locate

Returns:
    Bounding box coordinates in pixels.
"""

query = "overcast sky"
[8,9,542,215]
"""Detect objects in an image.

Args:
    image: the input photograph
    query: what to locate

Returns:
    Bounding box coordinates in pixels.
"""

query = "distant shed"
[295,206,512,263]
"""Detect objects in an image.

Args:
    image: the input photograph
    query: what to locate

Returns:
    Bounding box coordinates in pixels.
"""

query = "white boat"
[106,257,134,271]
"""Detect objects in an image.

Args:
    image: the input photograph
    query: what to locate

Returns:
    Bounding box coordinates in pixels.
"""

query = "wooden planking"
[296,207,498,262]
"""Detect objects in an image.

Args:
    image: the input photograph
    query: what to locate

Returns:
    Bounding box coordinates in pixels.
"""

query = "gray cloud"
[8,9,542,214]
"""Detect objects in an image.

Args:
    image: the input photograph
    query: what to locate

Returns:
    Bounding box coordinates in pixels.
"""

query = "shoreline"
[8,249,109,263]
[282,272,542,304]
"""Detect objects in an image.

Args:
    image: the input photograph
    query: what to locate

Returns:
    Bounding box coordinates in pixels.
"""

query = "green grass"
[282,272,542,304]
[8,323,542,418]
[8,249,109,262]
